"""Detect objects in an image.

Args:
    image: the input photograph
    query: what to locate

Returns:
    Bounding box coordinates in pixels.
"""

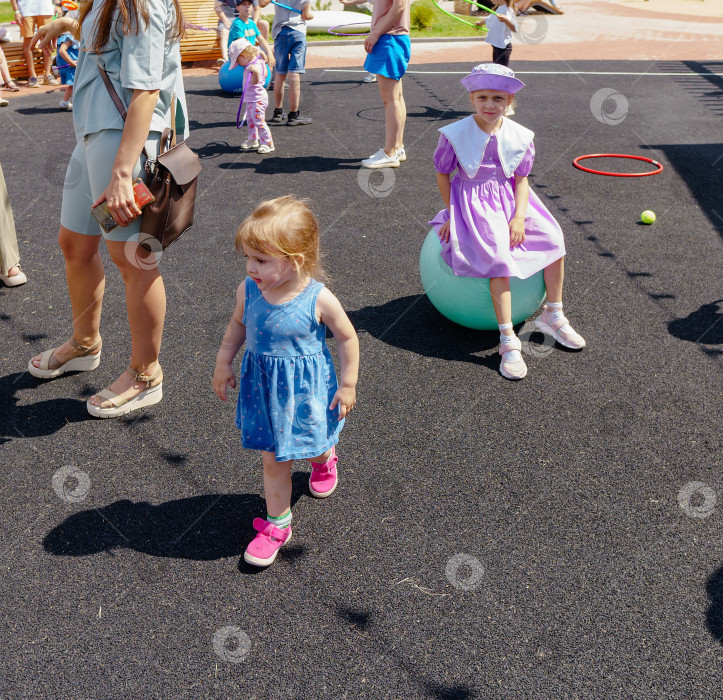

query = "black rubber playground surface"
[1,60,722,698]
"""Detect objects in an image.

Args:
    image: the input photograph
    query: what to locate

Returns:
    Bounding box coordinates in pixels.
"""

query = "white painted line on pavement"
[323,68,723,77]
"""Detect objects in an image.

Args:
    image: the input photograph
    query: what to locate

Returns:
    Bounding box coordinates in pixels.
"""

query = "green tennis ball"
[641,210,656,224]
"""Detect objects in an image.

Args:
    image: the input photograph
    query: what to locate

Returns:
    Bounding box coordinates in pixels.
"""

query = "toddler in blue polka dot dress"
[213,195,360,568]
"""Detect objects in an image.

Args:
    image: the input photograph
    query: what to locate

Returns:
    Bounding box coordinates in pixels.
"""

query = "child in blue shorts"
[258,0,314,126]
[56,30,79,110]
[361,0,411,169]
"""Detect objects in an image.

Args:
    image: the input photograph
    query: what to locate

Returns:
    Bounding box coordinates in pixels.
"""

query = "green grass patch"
[0,2,17,24]
[307,0,485,41]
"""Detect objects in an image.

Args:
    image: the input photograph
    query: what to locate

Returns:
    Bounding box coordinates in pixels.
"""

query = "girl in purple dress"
[430,63,586,380]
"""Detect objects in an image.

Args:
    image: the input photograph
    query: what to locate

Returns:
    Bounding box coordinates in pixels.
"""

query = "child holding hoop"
[213,196,359,567]
[430,64,585,380]
[229,38,274,153]
[475,0,517,67]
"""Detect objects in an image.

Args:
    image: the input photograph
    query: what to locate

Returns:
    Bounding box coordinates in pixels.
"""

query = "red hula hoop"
[328,22,371,36]
[572,153,664,177]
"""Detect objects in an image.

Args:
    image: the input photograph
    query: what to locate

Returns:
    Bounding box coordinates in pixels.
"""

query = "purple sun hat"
[460,63,526,94]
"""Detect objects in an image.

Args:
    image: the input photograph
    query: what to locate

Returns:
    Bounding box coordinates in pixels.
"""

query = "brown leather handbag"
[98,67,202,251]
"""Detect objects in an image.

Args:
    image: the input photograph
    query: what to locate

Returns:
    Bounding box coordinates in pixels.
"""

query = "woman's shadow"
[43,474,311,573]
[347,294,500,369]
[0,371,92,445]
[706,564,723,645]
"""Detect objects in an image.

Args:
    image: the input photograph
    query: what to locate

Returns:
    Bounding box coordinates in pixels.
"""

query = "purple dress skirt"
[429,133,566,279]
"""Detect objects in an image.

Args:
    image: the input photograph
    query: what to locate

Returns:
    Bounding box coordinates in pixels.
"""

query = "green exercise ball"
[419,230,546,330]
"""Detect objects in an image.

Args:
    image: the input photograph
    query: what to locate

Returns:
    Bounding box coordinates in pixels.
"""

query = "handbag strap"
[98,66,176,155]
[98,66,128,120]
[170,96,177,148]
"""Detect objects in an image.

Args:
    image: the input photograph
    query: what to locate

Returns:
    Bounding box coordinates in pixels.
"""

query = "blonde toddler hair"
[236,196,324,279]
[240,44,261,60]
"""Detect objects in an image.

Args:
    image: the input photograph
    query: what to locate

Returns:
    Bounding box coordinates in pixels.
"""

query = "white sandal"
[499,334,527,380]
[28,338,102,379]
[87,365,163,418]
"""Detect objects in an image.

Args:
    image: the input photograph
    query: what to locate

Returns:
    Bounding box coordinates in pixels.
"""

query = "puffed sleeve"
[514,141,535,177]
[434,133,458,175]
[120,0,171,89]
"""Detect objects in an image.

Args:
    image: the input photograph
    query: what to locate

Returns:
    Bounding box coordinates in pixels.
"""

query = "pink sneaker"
[243,518,292,567]
[535,305,586,350]
[309,447,338,498]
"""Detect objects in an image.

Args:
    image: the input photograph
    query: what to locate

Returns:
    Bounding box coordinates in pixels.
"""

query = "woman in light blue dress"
[27,0,187,418]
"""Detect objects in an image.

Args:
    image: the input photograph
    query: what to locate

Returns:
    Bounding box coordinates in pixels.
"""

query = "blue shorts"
[274,26,307,74]
[60,129,161,241]
[364,34,411,81]
[58,66,75,85]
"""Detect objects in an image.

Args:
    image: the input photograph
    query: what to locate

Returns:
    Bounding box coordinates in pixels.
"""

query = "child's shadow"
[347,294,500,369]
[43,473,311,574]
[668,299,722,349]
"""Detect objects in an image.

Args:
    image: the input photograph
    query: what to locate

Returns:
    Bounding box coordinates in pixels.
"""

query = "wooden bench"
[180,0,223,63]
[1,41,47,81]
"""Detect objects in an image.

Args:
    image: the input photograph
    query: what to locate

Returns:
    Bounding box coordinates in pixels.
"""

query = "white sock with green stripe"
[267,511,292,529]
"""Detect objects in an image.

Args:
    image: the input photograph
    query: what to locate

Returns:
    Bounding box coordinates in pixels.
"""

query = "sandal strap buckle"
[70,337,102,354]
[126,364,161,388]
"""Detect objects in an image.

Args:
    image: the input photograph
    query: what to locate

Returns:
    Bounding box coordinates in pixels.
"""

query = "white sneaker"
[362,73,377,83]
[362,148,399,169]
[59,99,72,110]
[241,138,259,150]
[257,144,275,154]
[367,146,405,162]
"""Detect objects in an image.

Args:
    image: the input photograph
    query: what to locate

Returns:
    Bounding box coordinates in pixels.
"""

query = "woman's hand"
[330,386,356,420]
[509,216,526,247]
[93,175,141,227]
[213,362,237,402]
[30,16,75,52]
[437,219,451,243]
[98,89,159,226]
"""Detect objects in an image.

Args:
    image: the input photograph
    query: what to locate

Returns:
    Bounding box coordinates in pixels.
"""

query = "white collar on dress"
[439,115,534,178]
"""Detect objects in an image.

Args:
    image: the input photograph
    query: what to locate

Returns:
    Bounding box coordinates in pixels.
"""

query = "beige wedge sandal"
[87,365,163,419]
[28,338,102,379]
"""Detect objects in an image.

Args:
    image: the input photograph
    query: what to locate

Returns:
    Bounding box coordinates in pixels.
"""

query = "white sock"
[499,332,521,361]
[267,511,292,529]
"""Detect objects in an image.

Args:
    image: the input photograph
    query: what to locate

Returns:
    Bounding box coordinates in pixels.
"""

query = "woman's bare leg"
[87,240,165,406]
[30,227,104,369]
